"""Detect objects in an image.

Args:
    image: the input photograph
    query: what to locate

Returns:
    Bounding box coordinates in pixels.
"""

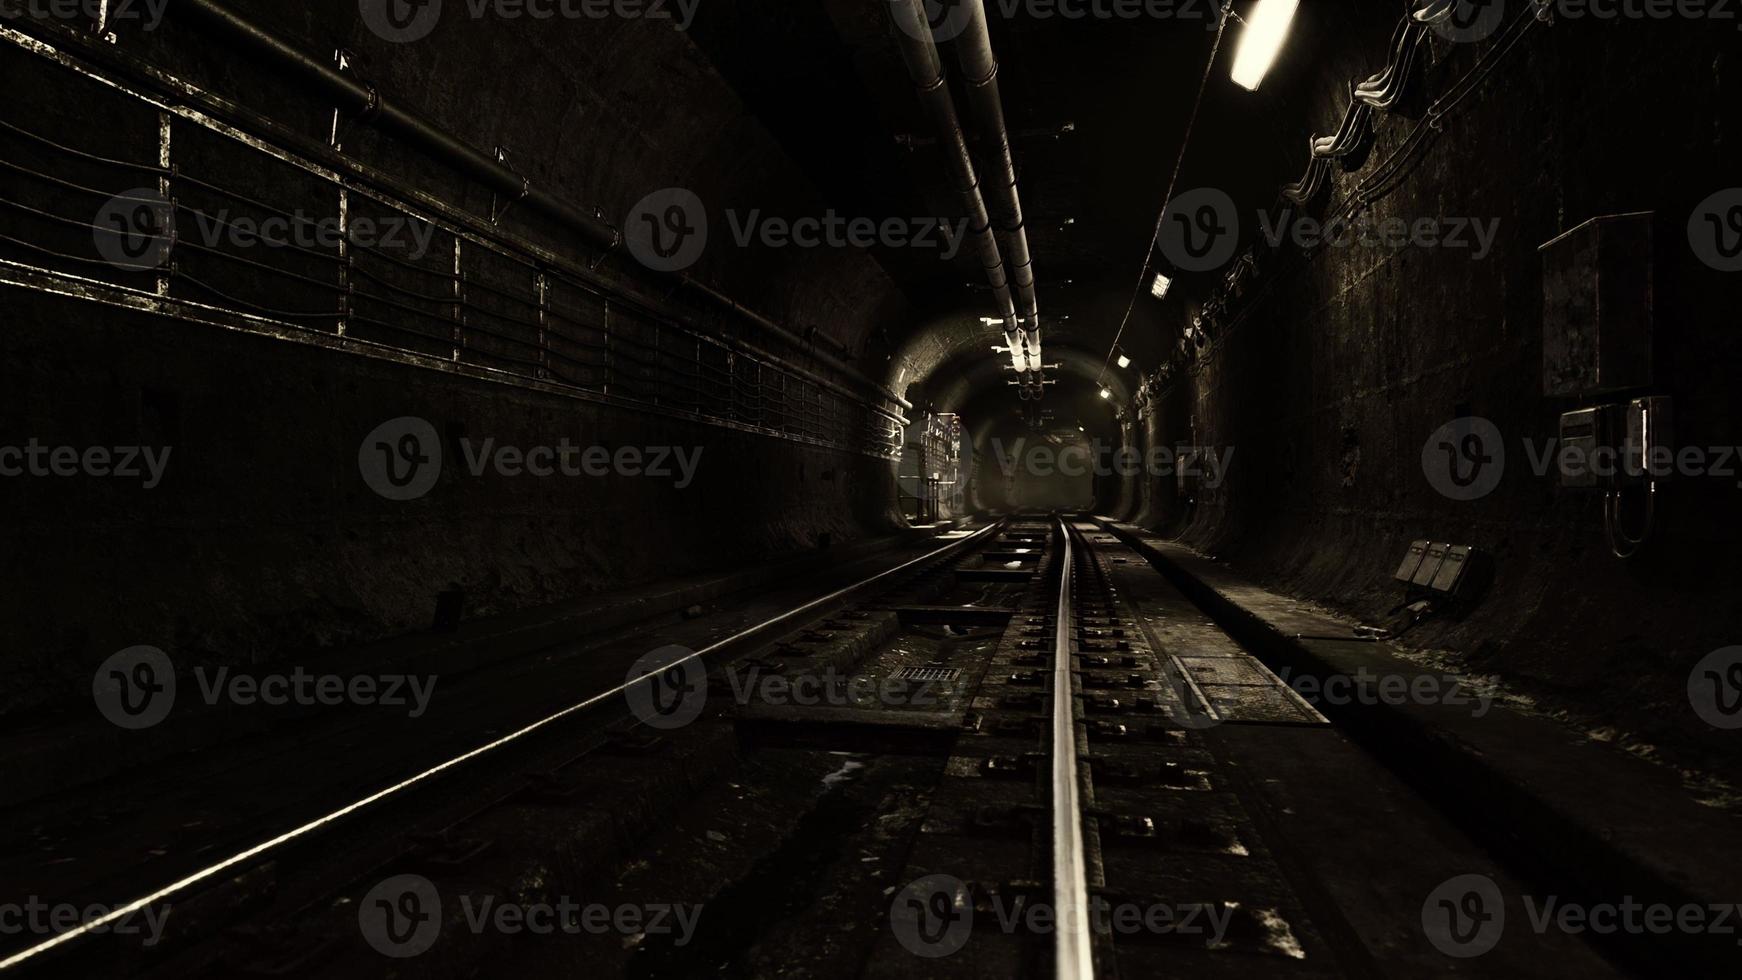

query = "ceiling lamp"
[1115,346,1132,370]
[1099,387,1113,400]
[1231,0,1301,92]
[1150,272,1172,299]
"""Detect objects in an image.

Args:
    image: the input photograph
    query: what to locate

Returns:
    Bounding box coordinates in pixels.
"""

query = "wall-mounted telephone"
[1558,396,1671,557]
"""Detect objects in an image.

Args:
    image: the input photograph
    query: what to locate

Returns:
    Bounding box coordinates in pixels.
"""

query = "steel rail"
[0,521,1002,973]
[1052,519,1095,979]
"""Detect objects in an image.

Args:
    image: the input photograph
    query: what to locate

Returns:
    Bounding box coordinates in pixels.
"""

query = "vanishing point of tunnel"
[2,1,1741,977]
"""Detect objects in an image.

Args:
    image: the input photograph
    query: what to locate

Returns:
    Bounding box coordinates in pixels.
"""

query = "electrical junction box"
[1539,211,1654,398]
[1395,539,1432,584]
[1429,545,1475,595]
[1412,543,1450,589]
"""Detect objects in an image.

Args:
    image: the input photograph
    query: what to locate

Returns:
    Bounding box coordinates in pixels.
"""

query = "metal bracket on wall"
[489,146,529,226]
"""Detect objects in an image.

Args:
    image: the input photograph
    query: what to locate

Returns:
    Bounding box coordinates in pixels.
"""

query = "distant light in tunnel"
[1230,0,1300,92]
[1150,273,1172,299]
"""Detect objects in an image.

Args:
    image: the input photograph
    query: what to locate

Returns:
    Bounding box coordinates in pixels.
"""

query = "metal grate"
[894,666,961,683]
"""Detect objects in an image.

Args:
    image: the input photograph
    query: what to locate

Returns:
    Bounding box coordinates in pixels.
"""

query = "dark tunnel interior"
[3,1,1742,977]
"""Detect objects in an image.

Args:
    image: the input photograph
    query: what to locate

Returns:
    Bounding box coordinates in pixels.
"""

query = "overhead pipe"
[167,0,910,415]
[949,0,1042,390]
[950,1,1037,328]
[887,0,1043,398]
[886,0,1017,334]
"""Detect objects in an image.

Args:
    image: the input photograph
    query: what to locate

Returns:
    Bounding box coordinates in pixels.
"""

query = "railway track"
[0,517,1630,978]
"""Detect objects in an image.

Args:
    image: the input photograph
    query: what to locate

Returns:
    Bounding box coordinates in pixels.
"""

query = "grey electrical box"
[1539,211,1654,397]
[1412,543,1450,589]
[1395,539,1431,583]
[1429,545,1475,594]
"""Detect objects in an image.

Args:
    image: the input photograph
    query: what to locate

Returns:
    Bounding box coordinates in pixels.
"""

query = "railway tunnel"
[3,0,1742,976]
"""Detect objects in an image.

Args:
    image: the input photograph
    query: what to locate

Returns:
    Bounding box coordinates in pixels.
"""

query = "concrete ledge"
[1093,517,1742,977]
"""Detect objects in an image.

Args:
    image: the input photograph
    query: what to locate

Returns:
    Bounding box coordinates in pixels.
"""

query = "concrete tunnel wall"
[0,2,912,716]
[1104,16,1742,769]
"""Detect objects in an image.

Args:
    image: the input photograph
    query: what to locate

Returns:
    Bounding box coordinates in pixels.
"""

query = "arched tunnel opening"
[2,1,1741,977]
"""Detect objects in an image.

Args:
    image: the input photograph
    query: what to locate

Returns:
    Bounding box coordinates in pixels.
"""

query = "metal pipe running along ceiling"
[887,0,1045,399]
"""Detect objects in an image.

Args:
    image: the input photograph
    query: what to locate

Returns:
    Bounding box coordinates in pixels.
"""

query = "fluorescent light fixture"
[1150,273,1172,299]
[1099,387,1113,400]
[1230,0,1300,92]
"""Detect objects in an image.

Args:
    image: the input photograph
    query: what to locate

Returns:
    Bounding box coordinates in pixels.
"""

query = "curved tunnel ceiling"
[678,0,1378,408]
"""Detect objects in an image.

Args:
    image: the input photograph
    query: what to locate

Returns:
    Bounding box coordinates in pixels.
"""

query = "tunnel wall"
[1130,19,1742,756]
[0,6,910,716]
[1,290,899,716]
